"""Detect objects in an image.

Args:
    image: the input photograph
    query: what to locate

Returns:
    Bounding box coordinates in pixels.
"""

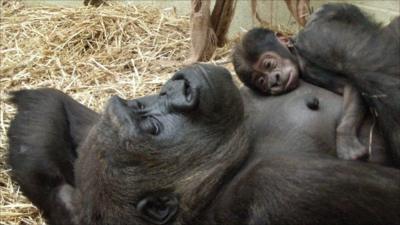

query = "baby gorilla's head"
[233,28,300,95]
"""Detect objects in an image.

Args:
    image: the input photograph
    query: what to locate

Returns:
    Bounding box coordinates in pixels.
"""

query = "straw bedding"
[0,1,233,224]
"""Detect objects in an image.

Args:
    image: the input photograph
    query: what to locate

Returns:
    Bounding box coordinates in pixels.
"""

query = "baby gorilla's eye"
[257,76,266,87]
[264,59,277,71]
[264,60,272,70]
[140,117,161,136]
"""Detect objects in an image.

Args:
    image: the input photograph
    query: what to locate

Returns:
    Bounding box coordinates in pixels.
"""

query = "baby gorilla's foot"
[336,134,368,160]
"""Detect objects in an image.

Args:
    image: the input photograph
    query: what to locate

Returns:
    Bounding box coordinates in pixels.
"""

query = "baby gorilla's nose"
[275,74,281,82]
[269,73,281,88]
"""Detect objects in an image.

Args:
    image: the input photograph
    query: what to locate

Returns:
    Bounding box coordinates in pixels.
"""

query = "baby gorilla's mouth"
[271,82,280,88]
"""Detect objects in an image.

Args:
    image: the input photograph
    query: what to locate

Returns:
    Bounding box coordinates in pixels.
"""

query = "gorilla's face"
[74,64,246,225]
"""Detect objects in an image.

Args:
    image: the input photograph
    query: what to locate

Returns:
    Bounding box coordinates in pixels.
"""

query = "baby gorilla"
[7,64,400,225]
[232,3,400,165]
[233,27,366,161]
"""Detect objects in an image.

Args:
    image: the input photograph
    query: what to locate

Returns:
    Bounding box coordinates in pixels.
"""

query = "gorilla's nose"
[269,73,281,88]
[161,77,199,112]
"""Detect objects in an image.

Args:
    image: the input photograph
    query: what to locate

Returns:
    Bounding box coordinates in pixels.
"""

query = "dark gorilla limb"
[7,89,98,225]
[295,3,400,166]
[203,155,400,225]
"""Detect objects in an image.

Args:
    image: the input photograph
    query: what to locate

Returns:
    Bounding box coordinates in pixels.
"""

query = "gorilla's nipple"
[305,96,319,110]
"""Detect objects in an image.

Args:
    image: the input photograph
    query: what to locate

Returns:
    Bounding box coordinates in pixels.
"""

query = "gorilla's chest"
[243,82,343,154]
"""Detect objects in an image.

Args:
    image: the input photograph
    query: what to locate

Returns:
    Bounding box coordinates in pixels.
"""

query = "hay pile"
[0,1,233,224]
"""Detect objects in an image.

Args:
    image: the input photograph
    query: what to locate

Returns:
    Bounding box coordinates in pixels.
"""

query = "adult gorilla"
[7,64,400,225]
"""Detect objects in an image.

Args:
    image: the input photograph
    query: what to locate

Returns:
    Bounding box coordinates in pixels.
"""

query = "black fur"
[7,65,400,225]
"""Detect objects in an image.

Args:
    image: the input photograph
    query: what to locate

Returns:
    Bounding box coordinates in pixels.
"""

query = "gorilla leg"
[7,89,98,225]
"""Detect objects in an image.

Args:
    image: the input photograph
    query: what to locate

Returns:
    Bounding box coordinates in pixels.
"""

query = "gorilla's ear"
[137,194,179,225]
[275,32,293,48]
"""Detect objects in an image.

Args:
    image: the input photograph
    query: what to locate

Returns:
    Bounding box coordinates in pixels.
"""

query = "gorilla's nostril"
[275,74,280,81]
[184,81,192,102]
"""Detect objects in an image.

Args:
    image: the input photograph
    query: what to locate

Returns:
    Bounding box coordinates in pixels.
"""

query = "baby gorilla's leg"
[336,85,368,160]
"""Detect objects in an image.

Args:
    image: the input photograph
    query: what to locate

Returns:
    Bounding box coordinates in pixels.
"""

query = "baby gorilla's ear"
[275,32,293,48]
[137,193,179,225]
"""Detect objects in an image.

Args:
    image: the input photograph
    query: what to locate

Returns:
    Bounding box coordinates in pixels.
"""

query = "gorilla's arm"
[294,3,400,166]
[207,155,400,225]
[297,54,347,95]
[7,88,99,225]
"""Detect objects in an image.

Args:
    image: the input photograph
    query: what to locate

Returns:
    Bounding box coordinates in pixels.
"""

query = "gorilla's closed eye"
[264,60,272,70]
[140,117,161,136]
[257,76,265,87]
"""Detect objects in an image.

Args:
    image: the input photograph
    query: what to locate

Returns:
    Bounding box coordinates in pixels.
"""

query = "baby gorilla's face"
[251,51,300,95]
